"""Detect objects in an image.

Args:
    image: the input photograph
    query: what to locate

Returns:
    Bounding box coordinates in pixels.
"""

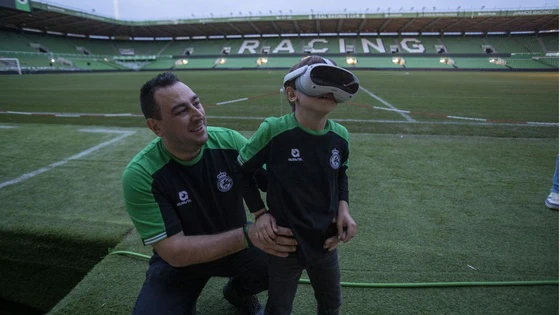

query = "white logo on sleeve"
[329,148,341,169]
[288,148,303,162]
[177,190,192,206]
[217,171,233,192]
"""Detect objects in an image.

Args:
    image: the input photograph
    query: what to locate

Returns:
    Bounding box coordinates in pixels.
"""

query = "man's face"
[152,82,208,152]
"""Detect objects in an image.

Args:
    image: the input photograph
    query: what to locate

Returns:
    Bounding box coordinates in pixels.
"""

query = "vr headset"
[282,58,360,103]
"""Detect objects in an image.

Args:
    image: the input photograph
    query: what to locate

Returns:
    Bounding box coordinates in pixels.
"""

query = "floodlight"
[489,57,507,66]
[346,57,357,65]
[392,57,405,66]
[439,57,455,65]
[174,59,188,66]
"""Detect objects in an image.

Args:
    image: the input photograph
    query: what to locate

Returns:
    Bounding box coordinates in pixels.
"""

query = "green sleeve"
[122,164,169,245]
[238,120,272,167]
[229,129,249,152]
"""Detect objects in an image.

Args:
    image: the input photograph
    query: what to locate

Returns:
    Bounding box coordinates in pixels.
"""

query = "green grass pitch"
[0,70,557,314]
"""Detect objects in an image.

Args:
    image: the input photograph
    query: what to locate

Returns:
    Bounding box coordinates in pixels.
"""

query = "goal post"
[0,58,22,75]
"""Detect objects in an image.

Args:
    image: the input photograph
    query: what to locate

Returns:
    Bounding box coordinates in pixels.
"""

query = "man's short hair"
[140,72,181,120]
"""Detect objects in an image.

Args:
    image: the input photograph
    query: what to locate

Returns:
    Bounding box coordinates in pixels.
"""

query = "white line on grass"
[372,106,411,114]
[79,128,133,134]
[0,111,144,117]
[55,114,81,117]
[205,115,556,127]
[0,129,135,189]
[360,86,416,122]
[216,97,249,105]
[101,113,136,117]
[527,122,559,126]
[4,111,32,115]
[1,111,557,127]
[446,115,487,122]
[0,125,16,129]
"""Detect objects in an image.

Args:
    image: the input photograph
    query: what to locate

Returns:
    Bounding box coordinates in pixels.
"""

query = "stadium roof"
[0,2,558,38]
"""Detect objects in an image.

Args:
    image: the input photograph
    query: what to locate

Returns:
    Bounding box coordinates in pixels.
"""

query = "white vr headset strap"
[283,58,335,85]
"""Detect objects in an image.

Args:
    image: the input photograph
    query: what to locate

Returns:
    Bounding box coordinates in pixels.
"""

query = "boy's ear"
[147,118,164,137]
[285,86,297,102]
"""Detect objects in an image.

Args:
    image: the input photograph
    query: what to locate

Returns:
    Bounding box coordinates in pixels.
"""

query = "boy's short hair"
[140,72,180,120]
[284,56,337,111]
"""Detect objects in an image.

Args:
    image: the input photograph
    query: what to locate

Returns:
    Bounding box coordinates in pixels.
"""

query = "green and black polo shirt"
[238,113,349,265]
[122,126,260,246]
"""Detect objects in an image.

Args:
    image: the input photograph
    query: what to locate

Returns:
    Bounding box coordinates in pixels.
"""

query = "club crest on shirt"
[330,148,341,169]
[217,171,233,192]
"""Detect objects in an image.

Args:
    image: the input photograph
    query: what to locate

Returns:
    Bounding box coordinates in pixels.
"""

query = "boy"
[237,56,358,314]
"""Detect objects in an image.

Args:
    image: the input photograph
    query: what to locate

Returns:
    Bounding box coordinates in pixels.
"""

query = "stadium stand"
[0,29,37,52]
[72,37,119,55]
[440,36,488,54]
[2,31,558,72]
[141,58,175,70]
[541,33,559,52]
[172,57,218,69]
[536,56,560,68]
[399,57,454,69]
[506,57,556,69]
[415,36,444,54]
[1,20,559,73]
[113,40,167,56]
[159,39,193,56]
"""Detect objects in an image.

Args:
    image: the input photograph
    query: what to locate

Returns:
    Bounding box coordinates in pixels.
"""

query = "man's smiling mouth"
[190,124,204,132]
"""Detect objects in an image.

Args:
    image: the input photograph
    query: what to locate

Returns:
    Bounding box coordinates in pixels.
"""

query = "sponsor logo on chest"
[288,148,303,162]
[177,190,192,206]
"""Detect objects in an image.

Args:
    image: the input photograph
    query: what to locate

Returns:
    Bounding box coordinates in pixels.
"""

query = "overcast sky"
[36,0,557,20]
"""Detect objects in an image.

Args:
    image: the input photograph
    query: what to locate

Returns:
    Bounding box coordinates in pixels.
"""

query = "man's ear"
[147,118,164,137]
[285,86,297,102]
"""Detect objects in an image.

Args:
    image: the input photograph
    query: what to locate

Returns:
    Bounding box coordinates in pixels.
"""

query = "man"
[122,72,300,314]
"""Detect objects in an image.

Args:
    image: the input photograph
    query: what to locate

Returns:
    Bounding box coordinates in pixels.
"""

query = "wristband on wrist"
[243,221,254,249]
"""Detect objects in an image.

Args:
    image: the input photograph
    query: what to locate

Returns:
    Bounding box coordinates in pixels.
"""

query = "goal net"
[0,58,22,75]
